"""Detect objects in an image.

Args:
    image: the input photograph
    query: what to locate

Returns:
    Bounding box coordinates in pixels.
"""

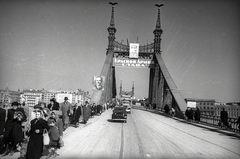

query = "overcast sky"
[0,0,239,102]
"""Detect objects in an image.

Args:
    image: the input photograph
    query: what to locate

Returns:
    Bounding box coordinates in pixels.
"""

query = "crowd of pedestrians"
[184,106,240,131]
[0,98,107,159]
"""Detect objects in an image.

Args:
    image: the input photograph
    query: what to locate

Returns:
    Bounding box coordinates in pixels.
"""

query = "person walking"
[1,102,26,157]
[188,108,194,122]
[194,107,201,123]
[220,108,229,129]
[185,107,190,122]
[25,110,49,159]
[60,97,71,131]
[82,101,90,124]
[164,104,170,115]
[71,103,81,127]
[46,117,60,158]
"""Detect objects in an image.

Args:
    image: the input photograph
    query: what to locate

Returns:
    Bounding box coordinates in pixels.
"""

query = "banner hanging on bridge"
[92,76,105,91]
[113,58,155,68]
[129,43,139,58]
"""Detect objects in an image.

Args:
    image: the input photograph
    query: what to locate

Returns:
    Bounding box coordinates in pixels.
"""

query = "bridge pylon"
[90,3,187,118]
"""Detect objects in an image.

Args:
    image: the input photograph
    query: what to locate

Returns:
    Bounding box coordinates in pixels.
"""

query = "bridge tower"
[90,3,187,118]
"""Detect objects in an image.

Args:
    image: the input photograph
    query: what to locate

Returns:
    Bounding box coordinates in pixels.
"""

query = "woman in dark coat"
[26,110,49,159]
[2,102,26,156]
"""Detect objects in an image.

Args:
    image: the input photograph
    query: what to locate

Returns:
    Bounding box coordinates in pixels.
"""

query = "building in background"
[0,87,21,107]
[23,89,43,107]
[214,102,240,118]
[185,98,215,115]
[41,89,56,105]
[0,88,90,107]
[185,98,240,119]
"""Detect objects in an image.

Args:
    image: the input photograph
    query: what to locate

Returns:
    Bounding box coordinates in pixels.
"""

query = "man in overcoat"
[60,97,71,130]
[72,103,81,127]
[82,101,90,124]
[194,107,201,123]
[220,108,229,128]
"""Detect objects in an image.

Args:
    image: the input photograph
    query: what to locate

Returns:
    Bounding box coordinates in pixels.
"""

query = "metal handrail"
[200,114,239,132]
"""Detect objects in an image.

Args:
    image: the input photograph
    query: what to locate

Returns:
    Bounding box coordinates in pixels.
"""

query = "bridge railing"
[200,114,239,132]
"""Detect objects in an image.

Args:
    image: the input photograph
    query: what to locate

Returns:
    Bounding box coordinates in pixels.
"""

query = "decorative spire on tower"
[153,4,164,54]
[107,2,118,53]
[109,2,117,27]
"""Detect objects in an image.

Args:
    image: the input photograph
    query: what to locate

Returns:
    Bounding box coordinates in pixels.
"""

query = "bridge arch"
[90,3,187,119]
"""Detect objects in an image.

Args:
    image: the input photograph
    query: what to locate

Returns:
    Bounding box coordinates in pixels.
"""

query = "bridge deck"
[3,105,240,159]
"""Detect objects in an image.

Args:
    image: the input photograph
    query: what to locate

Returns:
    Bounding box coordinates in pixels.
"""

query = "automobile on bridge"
[112,106,127,123]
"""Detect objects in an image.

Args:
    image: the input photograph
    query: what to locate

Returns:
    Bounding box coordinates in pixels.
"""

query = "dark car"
[112,106,127,122]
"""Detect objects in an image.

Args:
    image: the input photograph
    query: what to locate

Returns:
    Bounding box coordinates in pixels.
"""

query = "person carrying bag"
[25,110,49,159]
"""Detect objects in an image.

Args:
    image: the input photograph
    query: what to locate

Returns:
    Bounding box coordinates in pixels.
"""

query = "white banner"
[187,101,197,108]
[129,43,139,58]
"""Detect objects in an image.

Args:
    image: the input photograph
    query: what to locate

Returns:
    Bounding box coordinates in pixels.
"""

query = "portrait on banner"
[129,43,139,58]
[92,76,105,91]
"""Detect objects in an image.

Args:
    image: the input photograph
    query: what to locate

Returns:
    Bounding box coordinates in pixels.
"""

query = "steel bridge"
[90,3,187,119]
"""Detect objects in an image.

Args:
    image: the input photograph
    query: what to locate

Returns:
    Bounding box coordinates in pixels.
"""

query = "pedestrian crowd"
[184,107,201,123]
[0,97,107,159]
[184,106,240,131]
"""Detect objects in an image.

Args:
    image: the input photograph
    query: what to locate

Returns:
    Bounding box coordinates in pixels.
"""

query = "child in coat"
[47,117,60,158]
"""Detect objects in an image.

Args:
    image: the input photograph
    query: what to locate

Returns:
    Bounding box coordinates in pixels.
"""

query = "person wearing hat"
[60,97,71,131]
[47,98,60,111]
[1,102,26,157]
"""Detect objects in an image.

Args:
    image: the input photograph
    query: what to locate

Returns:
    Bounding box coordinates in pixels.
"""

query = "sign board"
[187,101,197,108]
[113,58,154,68]
[129,43,139,58]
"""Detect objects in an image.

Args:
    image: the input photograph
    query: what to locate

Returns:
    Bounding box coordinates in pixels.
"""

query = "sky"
[0,0,239,102]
